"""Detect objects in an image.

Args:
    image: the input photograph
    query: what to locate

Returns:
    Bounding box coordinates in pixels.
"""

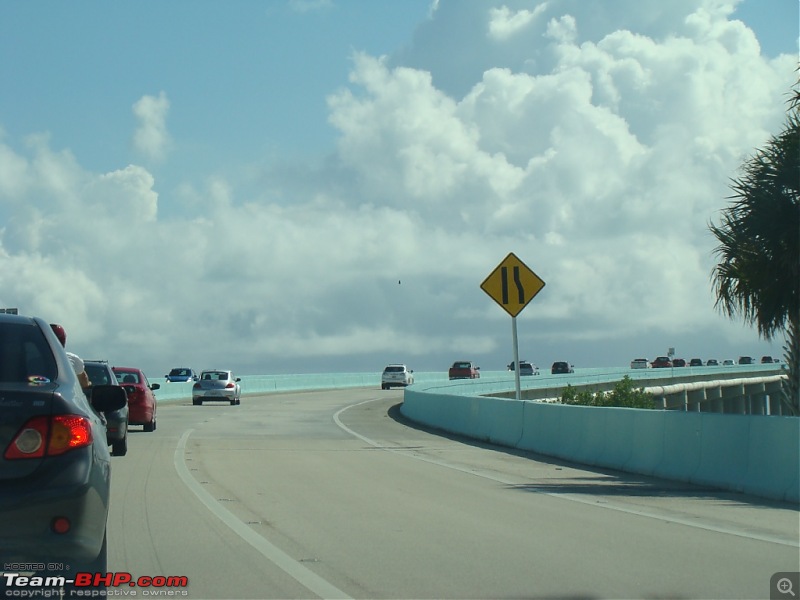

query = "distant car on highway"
[651,356,672,368]
[381,364,414,389]
[84,359,128,456]
[113,367,159,432]
[760,356,774,364]
[551,361,574,374]
[165,367,198,382]
[508,361,539,375]
[0,314,127,579]
[706,359,719,366]
[672,358,687,367]
[518,361,539,376]
[630,358,649,369]
[722,359,735,366]
[689,358,703,367]
[738,356,754,365]
[449,361,480,380]
[193,370,241,405]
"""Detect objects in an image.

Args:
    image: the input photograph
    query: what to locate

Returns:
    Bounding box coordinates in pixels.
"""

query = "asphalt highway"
[106,387,800,599]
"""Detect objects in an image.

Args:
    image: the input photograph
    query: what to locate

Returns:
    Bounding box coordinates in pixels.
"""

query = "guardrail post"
[664,388,689,410]
[765,380,785,416]
[744,382,767,415]
[687,387,704,412]
[702,384,723,413]
[721,382,746,414]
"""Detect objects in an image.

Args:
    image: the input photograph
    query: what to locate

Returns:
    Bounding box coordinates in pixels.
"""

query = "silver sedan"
[192,370,241,405]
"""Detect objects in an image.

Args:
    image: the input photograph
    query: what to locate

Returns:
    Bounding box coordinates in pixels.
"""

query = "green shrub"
[560,376,655,409]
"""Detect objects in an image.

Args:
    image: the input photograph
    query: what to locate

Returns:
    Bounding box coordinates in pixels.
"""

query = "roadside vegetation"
[560,375,655,409]
[709,77,799,415]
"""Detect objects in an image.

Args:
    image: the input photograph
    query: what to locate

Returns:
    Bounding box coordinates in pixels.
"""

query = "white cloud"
[0,0,792,373]
[488,4,548,41]
[132,92,171,162]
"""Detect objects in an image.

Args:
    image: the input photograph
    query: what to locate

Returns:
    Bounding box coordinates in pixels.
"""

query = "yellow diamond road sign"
[480,253,545,317]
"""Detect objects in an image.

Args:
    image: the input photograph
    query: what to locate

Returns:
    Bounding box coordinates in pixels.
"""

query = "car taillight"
[4,415,93,459]
[225,382,235,389]
[193,382,200,389]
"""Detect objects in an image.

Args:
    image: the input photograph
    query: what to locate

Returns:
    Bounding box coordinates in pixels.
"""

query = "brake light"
[4,415,93,459]
[225,382,235,389]
[193,382,200,389]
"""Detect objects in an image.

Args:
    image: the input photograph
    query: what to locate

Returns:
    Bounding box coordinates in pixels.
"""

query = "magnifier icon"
[777,578,796,597]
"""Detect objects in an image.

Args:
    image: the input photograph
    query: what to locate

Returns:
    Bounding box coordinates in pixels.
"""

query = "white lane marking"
[333,399,799,549]
[174,429,351,600]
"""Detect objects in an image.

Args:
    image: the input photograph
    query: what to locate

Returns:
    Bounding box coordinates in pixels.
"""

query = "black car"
[84,360,129,456]
[551,361,574,374]
[0,314,126,585]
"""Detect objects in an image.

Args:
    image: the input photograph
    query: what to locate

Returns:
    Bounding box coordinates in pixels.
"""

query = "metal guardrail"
[479,366,791,416]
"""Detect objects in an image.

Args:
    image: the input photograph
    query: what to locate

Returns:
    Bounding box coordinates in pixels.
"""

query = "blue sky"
[0,0,797,375]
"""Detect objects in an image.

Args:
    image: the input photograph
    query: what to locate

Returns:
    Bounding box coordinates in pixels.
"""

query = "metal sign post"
[480,252,546,402]
[512,317,521,400]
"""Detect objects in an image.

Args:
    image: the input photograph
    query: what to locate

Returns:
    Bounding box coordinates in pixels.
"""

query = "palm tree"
[709,84,799,415]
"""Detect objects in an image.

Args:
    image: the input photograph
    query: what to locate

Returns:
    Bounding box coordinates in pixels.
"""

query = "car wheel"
[143,418,155,432]
[112,436,127,456]
[230,398,236,405]
[193,398,201,406]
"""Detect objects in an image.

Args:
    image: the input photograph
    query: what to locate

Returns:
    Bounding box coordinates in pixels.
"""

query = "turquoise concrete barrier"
[402,386,800,504]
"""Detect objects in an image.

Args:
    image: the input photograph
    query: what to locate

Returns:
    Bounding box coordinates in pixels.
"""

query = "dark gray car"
[84,359,129,456]
[0,314,126,590]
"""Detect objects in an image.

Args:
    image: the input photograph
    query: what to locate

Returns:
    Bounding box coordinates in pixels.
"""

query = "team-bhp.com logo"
[2,572,189,597]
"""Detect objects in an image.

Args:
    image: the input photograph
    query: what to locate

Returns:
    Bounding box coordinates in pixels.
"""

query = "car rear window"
[202,371,228,380]
[85,363,113,385]
[0,322,58,383]
[384,366,404,373]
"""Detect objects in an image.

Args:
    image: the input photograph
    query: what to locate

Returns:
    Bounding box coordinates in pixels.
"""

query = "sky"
[0,0,797,376]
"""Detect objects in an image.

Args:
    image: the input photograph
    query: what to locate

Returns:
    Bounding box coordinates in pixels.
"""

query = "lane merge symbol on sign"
[480,253,545,317]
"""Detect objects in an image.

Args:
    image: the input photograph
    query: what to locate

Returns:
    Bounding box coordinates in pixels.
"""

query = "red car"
[651,356,673,368]
[448,361,480,380]
[113,367,159,431]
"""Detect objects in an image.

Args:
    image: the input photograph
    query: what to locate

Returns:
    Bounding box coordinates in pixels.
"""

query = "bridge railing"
[477,365,791,416]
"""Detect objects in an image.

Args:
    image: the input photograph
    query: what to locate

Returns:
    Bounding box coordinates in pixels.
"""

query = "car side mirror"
[235,377,241,382]
[91,384,127,412]
[151,383,160,390]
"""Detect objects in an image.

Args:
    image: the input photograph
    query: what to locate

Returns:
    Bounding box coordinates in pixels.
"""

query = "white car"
[193,370,241,405]
[722,359,735,366]
[518,361,540,376]
[630,358,650,369]
[381,364,414,389]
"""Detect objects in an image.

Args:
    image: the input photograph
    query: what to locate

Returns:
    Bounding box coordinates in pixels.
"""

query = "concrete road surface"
[107,387,799,599]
